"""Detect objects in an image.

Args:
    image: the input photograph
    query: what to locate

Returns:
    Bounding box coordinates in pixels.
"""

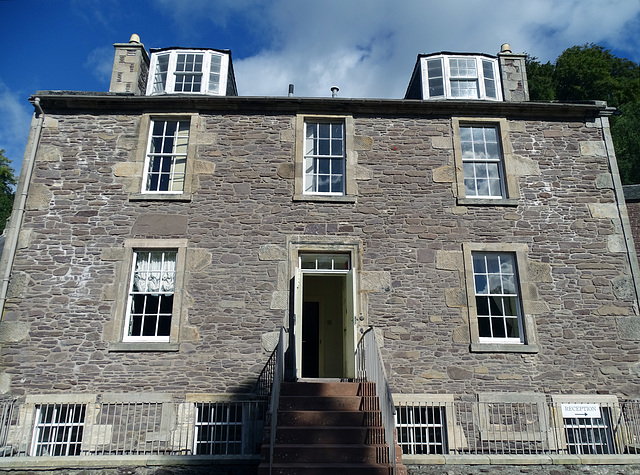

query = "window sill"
[457,198,519,207]
[293,194,356,203]
[470,342,539,353]
[109,342,180,352]
[129,193,192,202]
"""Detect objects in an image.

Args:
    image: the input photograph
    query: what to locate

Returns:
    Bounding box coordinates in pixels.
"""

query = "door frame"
[288,240,362,380]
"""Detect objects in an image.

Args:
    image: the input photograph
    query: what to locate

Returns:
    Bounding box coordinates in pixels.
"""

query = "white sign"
[561,403,601,419]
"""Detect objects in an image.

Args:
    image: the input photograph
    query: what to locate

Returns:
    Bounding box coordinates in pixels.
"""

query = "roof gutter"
[0,97,44,320]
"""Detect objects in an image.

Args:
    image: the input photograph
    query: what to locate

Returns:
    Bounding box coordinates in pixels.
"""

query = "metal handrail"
[268,327,286,475]
[356,327,397,472]
[255,343,278,401]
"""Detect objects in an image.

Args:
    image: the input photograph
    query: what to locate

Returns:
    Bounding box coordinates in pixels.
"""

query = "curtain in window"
[133,251,176,295]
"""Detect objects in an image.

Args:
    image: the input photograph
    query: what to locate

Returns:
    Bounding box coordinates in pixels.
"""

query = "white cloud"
[0,79,32,174]
[85,46,115,86]
[153,0,638,98]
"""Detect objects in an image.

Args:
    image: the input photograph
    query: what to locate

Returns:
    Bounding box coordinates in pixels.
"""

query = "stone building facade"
[1,36,640,473]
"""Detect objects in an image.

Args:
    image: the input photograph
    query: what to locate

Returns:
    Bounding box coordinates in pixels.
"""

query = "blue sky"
[1,0,639,176]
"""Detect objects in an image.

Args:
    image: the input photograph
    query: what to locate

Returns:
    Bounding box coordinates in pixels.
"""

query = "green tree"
[0,150,17,233]
[527,44,640,184]
[554,44,640,107]
[525,56,556,101]
[612,99,640,184]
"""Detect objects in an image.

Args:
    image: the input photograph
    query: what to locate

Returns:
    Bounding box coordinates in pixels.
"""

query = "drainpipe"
[0,97,44,320]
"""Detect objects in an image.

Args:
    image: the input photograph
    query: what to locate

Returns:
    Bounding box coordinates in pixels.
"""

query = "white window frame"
[303,120,346,196]
[460,124,505,199]
[30,404,86,456]
[472,251,524,344]
[550,395,620,456]
[396,403,447,455]
[421,54,502,101]
[563,409,615,455]
[193,402,244,455]
[298,253,351,273]
[142,119,190,194]
[146,49,229,96]
[393,395,466,458]
[452,117,520,205]
[463,243,539,353]
[123,249,178,343]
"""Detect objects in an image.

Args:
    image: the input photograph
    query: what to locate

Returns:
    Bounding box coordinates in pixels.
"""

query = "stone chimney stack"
[109,34,150,95]
[497,43,530,102]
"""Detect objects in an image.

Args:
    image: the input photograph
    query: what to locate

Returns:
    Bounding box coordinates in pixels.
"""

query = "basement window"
[30,404,86,456]
[194,403,244,455]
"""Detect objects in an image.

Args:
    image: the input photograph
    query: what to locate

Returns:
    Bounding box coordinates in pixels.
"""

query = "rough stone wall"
[2,108,639,400]
[627,200,640,258]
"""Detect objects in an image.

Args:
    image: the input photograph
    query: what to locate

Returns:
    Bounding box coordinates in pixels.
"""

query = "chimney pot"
[129,34,141,44]
[500,43,512,54]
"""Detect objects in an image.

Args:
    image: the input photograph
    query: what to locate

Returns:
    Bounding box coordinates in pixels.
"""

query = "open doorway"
[293,253,356,379]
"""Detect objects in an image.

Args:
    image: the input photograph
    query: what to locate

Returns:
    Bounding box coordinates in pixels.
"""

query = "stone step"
[280,381,363,397]
[276,409,382,427]
[258,463,394,475]
[274,426,385,444]
[279,394,366,411]
[264,443,389,464]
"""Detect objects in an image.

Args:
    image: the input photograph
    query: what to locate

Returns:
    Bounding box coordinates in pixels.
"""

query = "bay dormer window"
[406,53,502,101]
[146,49,233,96]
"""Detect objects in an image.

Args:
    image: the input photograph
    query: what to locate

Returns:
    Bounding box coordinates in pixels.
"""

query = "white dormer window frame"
[146,49,229,96]
[421,55,502,101]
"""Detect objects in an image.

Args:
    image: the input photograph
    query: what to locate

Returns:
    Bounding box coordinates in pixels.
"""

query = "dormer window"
[147,49,230,96]
[416,54,502,101]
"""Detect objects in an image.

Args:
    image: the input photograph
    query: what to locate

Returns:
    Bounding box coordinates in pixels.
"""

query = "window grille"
[31,404,85,456]
[194,403,243,455]
[563,409,615,455]
[395,404,447,455]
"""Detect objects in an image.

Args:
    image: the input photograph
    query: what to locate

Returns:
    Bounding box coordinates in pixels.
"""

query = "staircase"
[258,381,406,475]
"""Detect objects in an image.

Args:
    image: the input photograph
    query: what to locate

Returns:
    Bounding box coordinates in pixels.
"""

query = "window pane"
[478,316,491,337]
[502,274,516,294]
[331,123,343,139]
[318,123,330,138]
[317,176,330,193]
[503,296,518,316]
[488,178,502,197]
[485,142,499,160]
[303,121,346,195]
[500,256,515,274]
[486,162,500,178]
[429,78,444,97]
[318,158,330,174]
[157,315,171,336]
[464,178,476,196]
[491,317,506,338]
[486,255,500,273]
[489,274,502,294]
[331,174,344,193]
[332,158,344,175]
[142,315,157,336]
[474,275,488,294]
[476,296,489,316]
[331,138,343,156]
[473,254,486,272]
[505,317,520,338]
[318,138,330,155]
